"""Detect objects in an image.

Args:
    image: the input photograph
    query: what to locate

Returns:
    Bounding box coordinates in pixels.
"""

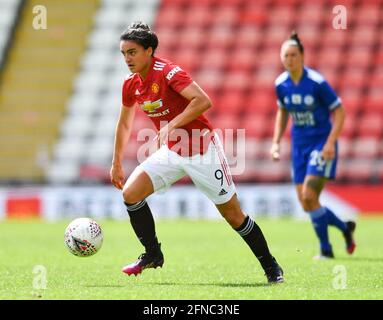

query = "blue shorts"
[291,135,338,184]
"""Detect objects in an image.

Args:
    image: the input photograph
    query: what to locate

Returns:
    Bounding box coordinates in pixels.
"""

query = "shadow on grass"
[146,282,271,288]
[332,257,383,263]
[84,285,127,288]
[83,282,278,289]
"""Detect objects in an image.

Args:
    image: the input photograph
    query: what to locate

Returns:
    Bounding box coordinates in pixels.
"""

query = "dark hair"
[289,31,304,54]
[120,21,158,56]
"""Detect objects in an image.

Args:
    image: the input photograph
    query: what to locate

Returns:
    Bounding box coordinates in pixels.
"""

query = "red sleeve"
[122,76,136,107]
[164,64,193,93]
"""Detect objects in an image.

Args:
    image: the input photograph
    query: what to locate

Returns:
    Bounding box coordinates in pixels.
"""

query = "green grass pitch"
[0,216,382,300]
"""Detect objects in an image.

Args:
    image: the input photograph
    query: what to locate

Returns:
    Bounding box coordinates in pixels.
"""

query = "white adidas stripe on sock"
[237,217,254,237]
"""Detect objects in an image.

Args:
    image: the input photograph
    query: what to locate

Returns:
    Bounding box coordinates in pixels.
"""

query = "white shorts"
[139,133,236,205]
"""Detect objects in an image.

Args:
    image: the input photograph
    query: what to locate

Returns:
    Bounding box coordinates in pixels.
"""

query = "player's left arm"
[156,82,212,144]
[171,81,211,128]
[322,104,345,161]
[318,80,345,161]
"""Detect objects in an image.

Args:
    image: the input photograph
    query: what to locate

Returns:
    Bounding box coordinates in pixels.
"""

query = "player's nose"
[123,54,130,63]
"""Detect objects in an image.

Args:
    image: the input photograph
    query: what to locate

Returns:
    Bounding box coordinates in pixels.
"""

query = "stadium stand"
[0,0,22,68]
[47,0,159,184]
[0,0,98,182]
[1,0,382,184]
[151,0,383,183]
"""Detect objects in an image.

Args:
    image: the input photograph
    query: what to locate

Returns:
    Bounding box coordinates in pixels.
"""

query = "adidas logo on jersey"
[218,189,228,196]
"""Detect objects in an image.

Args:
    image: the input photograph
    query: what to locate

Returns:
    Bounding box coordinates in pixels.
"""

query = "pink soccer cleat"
[122,251,164,276]
[343,221,356,255]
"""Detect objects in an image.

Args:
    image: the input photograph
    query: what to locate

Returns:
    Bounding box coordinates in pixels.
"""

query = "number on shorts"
[215,169,224,186]
[309,150,326,168]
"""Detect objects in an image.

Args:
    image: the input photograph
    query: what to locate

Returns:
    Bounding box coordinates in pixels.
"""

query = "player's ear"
[146,46,153,57]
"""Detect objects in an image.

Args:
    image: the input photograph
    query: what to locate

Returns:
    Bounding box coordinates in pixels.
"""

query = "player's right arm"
[110,104,136,189]
[270,107,289,161]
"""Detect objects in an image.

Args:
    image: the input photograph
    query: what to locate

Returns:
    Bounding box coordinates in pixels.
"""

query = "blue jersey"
[275,67,341,144]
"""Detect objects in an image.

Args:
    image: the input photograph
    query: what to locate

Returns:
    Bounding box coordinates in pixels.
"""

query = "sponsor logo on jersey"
[151,83,160,94]
[166,66,182,81]
[290,111,315,126]
[135,89,140,96]
[147,109,170,117]
[141,99,163,113]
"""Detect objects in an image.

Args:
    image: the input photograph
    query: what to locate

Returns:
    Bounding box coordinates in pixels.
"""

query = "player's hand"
[270,142,281,161]
[110,163,125,190]
[322,141,335,161]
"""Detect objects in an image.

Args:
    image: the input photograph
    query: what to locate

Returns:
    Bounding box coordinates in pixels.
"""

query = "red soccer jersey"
[122,56,214,156]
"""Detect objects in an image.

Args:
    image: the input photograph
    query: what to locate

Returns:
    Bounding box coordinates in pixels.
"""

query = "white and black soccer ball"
[64,218,103,257]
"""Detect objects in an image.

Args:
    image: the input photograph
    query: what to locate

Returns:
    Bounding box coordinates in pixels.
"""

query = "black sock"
[234,216,275,270]
[125,200,161,255]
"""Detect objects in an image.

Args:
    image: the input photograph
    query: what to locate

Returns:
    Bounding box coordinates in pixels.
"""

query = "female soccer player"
[110,22,283,283]
[270,31,356,259]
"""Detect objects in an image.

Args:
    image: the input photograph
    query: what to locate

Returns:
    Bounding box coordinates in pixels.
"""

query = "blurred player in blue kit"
[270,32,356,259]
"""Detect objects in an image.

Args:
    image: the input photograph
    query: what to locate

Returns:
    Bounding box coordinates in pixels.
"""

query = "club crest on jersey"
[141,99,163,113]
[151,83,160,93]
[291,94,302,105]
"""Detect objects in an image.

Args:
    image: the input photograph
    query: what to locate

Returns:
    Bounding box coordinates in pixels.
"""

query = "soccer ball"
[64,218,103,257]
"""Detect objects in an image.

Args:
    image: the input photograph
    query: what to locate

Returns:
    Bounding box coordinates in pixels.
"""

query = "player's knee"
[220,208,243,228]
[301,202,313,212]
[301,194,318,212]
[122,188,143,205]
